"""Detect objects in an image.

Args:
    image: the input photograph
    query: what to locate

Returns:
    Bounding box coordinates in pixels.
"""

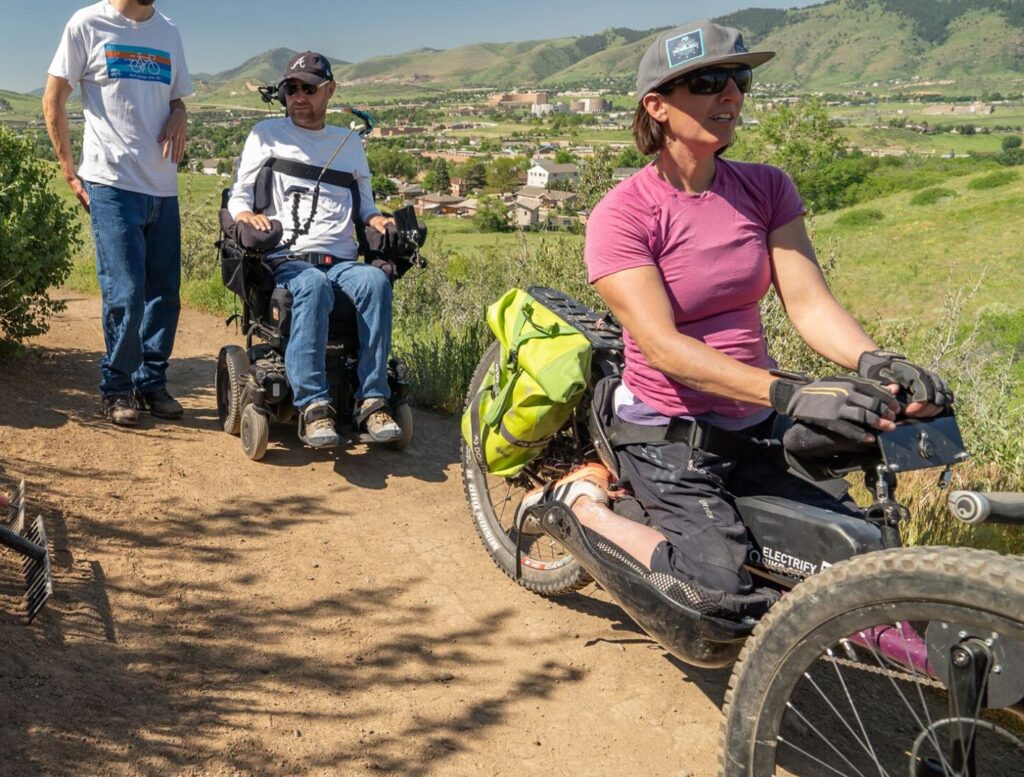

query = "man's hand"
[158,107,188,163]
[65,172,90,212]
[235,211,273,232]
[366,214,394,233]
[770,375,899,443]
[858,350,953,418]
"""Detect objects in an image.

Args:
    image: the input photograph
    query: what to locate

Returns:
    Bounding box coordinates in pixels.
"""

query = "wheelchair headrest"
[219,209,284,253]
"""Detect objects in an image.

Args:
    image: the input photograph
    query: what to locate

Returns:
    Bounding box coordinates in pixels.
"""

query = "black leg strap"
[302,403,336,423]
[353,397,387,427]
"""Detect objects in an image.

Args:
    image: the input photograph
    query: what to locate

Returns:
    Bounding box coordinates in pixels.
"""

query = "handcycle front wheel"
[461,340,592,596]
[721,546,1024,777]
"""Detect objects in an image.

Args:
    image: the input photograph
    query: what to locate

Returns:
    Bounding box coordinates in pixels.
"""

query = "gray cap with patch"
[635,19,775,100]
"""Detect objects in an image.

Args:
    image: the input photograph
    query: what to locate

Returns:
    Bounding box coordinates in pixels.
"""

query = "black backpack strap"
[263,158,356,189]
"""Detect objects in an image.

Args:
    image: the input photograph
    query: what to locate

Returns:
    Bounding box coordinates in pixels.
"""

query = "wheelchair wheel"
[387,403,413,450]
[460,340,591,596]
[216,345,250,436]
[240,404,270,461]
[721,546,1024,777]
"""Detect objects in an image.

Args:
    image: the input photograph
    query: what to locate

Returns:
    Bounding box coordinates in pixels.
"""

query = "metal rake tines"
[7,479,26,535]
[22,516,53,623]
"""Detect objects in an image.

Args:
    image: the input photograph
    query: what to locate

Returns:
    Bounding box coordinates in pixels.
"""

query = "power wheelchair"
[214,160,426,461]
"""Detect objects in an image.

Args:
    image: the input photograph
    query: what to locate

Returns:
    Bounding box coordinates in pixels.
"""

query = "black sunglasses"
[282,81,322,97]
[671,66,754,96]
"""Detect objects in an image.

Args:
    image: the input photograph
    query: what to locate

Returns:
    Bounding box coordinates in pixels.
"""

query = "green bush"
[909,186,957,206]
[967,170,1019,191]
[0,127,81,351]
[834,208,885,228]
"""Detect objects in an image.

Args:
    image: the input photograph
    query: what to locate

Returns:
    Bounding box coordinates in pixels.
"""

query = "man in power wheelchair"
[216,51,424,459]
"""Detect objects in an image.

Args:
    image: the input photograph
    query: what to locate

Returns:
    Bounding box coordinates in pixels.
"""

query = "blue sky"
[1,0,817,93]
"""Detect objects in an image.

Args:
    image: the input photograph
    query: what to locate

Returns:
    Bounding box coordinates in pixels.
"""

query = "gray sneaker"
[299,401,340,448]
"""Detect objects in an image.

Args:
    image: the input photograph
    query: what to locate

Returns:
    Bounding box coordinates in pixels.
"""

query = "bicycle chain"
[827,654,945,689]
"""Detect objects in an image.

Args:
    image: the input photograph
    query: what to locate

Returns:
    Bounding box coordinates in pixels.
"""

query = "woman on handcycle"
[527,19,953,606]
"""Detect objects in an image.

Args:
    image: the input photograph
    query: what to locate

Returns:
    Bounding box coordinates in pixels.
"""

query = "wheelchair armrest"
[218,208,284,253]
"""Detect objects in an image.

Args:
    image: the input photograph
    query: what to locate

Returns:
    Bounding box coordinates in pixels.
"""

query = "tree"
[372,174,397,199]
[0,127,81,350]
[456,161,487,192]
[487,157,525,191]
[554,148,576,164]
[366,145,419,180]
[423,158,451,194]
[1002,135,1022,151]
[615,146,651,169]
[472,196,512,233]
[733,97,848,213]
[575,146,615,211]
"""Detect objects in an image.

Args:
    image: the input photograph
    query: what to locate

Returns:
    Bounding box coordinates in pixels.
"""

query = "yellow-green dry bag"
[462,288,592,477]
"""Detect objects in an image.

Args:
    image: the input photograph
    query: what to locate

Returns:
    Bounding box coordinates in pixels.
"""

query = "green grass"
[816,169,1024,325]
[834,208,885,228]
[968,170,1019,190]
[909,186,957,206]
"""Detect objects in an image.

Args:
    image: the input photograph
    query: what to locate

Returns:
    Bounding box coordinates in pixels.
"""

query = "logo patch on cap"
[665,29,704,69]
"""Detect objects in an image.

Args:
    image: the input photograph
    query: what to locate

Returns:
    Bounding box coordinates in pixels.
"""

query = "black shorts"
[616,416,859,595]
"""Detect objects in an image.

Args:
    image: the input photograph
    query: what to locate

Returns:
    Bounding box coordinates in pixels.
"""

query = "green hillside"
[0,88,44,120]
[6,0,1024,107]
[816,168,1023,324]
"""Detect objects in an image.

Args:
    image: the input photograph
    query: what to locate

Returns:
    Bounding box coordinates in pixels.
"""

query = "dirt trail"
[0,292,727,777]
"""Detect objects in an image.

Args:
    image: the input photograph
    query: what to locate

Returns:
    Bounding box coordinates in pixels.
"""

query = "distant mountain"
[198,47,349,87]
[330,0,1024,90]
[7,1,1023,101]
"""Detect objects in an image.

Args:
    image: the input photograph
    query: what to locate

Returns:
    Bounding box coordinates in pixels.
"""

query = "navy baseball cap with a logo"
[280,51,334,86]
[635,20,774,99]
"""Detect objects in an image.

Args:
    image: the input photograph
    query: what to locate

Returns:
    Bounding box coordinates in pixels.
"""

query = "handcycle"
[461,286,1024,777]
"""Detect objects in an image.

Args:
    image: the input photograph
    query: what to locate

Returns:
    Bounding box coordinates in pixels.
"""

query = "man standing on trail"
[43,0,192,427]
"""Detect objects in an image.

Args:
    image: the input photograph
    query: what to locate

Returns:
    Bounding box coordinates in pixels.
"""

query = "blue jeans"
[86,182,181,397]
[273,260,393,410]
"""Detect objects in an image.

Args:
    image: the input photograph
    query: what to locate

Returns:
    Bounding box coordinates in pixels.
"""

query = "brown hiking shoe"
[136,388,184,419]
[103,394,139,426]
[358,399,402,442]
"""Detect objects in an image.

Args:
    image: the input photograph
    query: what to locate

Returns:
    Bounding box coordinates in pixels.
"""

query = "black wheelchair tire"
[240,404,270,461]
[460,340,591,596]
[387,403,413,450]
[720,546,1024,777]
[216,345,250,436]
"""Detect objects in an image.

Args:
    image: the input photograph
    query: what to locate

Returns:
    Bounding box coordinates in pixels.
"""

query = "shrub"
[1001,135,1022,151]
[0,126,81,351]
[834,208,885,228]
[909,186,957,206]
[997,148,1024,167]
[178,174,222,281]
[967,170,1019,191]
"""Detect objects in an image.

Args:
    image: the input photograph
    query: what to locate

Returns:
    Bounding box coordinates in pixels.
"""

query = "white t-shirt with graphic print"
[48,1,193,197]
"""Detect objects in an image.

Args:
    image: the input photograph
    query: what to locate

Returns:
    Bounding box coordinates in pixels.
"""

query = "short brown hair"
[632,103,664,155]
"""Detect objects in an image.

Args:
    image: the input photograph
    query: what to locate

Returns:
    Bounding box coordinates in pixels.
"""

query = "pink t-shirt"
[585,159,805,420]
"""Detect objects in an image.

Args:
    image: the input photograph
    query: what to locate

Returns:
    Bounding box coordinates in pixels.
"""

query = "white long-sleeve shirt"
[228,117,379,260]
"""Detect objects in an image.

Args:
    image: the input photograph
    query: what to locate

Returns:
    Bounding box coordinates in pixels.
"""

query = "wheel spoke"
[857,626,955,776]
[782,695,873,777]
[825,646,891,777]
[777,734,865,777]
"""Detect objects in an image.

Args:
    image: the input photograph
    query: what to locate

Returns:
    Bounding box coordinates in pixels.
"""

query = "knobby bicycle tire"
[721,546,1024,777]
[461,340,592,595]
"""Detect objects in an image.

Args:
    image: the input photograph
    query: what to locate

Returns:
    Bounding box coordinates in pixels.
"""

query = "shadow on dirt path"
[0,293,729,776]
